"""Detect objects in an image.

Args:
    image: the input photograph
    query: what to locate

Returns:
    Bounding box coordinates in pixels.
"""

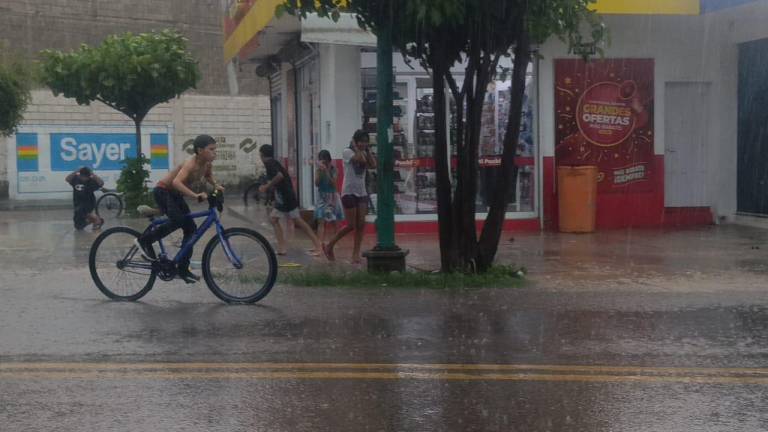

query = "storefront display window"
[474,78,536,213]
[361,60,537,219]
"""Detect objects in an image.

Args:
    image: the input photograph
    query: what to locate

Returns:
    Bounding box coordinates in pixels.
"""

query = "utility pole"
[363,11,408,272]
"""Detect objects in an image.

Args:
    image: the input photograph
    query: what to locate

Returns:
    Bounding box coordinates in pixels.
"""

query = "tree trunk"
[134,117,142,154]
[478,31,532,272]
[430,51,456,272]
[449,85,466,272]
[455,37,488,272]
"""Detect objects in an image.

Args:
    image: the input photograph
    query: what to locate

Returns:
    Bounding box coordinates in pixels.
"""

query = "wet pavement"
[1,201,768,431]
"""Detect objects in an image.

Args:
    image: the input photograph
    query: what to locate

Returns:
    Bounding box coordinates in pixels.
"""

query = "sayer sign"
[50,133,138,171]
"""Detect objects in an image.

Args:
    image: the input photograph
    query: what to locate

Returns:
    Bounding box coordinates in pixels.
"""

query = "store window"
[474,76,536,213]
[360,61,537,218]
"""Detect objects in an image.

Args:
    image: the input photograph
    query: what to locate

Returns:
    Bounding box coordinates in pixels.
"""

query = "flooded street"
[1,207,767,431]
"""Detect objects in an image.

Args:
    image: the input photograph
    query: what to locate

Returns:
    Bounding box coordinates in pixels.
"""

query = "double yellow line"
[2,362,768,384]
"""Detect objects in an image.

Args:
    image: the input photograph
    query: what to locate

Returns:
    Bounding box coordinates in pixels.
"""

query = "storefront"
[358,54,539,225]
[225,0,768,232]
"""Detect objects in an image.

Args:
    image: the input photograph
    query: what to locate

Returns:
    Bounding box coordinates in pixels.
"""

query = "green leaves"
[0,56,32,136]
[39,29,201,122]
[116,154,154,215]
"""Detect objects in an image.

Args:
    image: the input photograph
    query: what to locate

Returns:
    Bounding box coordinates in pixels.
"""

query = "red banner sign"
[555,59,655,192]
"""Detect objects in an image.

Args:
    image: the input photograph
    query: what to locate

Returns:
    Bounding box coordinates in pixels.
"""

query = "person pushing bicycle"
[135,134,224,283]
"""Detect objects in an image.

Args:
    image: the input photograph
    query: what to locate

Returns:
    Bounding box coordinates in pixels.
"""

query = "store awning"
[593,0,761,14]
[224,0,287,63]
[592,0,700,15]
[300,13,375,47]
[223,0,350,63]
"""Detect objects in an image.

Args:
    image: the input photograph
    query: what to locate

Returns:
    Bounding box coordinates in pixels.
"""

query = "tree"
[0,52,32,136]
[282,0,605,273]
[117,153,154,215]
[39,29,200,149]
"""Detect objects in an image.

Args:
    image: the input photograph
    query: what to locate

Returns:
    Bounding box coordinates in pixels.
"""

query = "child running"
[314,149,344,243]
[258,144,323,256]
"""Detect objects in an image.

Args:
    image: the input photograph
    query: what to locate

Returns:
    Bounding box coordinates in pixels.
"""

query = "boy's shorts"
[270,207,300,220]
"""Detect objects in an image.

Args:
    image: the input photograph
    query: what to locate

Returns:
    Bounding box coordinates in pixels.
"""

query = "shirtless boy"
[135,134,224,283]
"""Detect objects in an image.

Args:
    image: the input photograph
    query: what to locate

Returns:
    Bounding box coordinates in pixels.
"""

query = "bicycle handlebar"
[208,190,224,212]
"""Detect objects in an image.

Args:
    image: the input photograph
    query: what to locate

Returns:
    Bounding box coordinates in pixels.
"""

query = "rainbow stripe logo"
[16,133,39,172]
[150,134,169,169]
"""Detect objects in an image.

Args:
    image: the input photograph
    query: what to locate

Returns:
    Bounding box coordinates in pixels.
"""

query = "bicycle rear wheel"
[242,182,261,207]
[202,227,277,304]
[89,227,156,301]
[96,193,124,218]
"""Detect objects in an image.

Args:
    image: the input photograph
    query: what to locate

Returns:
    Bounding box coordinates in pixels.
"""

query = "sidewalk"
[0,197,71,211]
[1,200,766,293]
[227,203,768,292]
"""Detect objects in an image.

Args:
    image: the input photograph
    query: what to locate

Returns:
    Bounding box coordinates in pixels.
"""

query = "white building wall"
[1,90,270,199]
[538,13,742,219]
[320,44,362,159]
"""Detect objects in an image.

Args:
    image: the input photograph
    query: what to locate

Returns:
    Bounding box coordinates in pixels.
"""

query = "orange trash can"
[557,165,598,233]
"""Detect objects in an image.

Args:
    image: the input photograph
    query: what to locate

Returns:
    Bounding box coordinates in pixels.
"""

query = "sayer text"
[59,137,132,169]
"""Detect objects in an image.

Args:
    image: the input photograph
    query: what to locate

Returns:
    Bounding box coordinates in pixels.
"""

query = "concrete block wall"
[1,90,271,197]
[175,94,272,186]
[0,0,267,95]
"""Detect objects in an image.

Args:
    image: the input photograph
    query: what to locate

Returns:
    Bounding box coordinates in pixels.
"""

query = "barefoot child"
[322,130,376,264]
[314,150,344,243]
[66,166,104,230]
[258,144,323,256]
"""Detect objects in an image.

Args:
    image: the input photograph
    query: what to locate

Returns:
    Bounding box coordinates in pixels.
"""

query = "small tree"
[116,154,154,216]
[39,29,200,149]
[283,0,604,273]
[0,53,32,136]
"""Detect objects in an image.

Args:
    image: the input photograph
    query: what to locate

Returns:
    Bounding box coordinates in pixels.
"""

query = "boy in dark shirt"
[258,144,322,256]
[65,166,104,230]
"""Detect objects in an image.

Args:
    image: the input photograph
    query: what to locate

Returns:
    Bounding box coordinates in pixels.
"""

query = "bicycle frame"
[148,207,243,269]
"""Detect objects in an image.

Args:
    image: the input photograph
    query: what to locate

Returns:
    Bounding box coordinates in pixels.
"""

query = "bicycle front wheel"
[89,227,156,301]
[202,227,277,304]
[96,193,124,218]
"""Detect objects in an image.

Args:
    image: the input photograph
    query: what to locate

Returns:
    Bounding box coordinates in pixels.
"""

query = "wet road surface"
[1,206,768,431]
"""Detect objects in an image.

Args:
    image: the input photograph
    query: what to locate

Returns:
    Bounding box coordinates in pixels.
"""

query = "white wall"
[538,12,743,219]
[320,44,362,159]
[2,90,271,199]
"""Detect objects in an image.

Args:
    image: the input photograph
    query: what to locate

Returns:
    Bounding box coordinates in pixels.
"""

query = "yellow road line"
[1,370,768,385]
[2,362,768,376]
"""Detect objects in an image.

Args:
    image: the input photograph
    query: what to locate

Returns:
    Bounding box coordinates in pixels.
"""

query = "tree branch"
[94,96,130,118]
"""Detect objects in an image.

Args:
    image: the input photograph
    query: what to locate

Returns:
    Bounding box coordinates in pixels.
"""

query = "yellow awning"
[592,0,700,15]
[224,0,285,62]
[224,0,700,62]
[224,0,349,63]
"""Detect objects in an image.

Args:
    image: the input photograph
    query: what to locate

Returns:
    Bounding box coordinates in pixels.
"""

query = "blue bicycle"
[88,192,277,303]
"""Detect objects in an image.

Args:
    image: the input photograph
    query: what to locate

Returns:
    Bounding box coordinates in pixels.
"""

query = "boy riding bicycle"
[136,134,224,283]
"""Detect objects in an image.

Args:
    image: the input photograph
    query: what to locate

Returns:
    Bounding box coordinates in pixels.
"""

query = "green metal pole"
[375,22,395,250]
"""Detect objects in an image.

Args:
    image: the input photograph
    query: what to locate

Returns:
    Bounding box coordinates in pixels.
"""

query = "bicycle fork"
[215,223,243,269]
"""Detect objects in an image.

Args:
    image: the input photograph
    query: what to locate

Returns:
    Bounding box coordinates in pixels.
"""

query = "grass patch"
[278,265,526,289]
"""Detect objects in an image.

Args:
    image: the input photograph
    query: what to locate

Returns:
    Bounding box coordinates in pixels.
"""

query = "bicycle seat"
[137,205,163,218]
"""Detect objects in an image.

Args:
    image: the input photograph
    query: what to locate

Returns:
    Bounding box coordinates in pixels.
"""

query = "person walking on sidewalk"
[258,144,323,256]
[66,166,104,231]
[135,134,224,284]
[314,149,344,244]
[322,130,377,264]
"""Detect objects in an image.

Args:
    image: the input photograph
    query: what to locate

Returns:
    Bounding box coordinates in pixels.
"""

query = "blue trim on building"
[701,0,759,13]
